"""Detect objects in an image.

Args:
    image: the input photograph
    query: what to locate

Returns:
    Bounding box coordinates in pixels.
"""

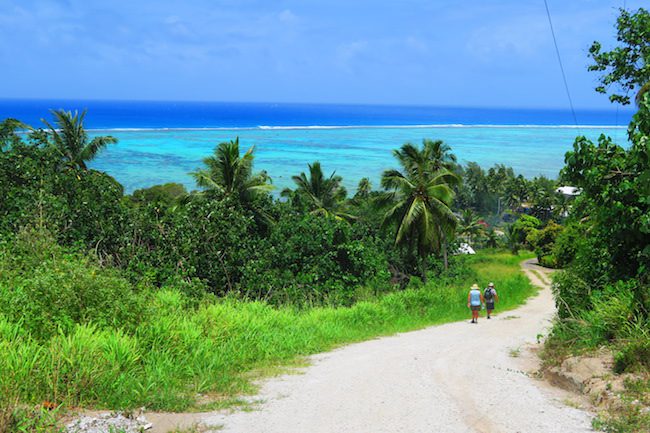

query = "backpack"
[484,287,494,301]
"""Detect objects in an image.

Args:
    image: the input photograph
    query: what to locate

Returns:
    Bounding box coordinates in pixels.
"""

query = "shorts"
[486,301,495,310]
[470,305,481,311]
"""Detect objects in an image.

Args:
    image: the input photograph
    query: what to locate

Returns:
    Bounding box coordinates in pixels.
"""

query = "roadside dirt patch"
[543,349,645,410]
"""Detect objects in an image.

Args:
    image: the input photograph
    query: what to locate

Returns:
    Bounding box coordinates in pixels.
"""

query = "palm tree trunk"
[421,258,427,283]
[420,250,428,283]
[441,227,449,270]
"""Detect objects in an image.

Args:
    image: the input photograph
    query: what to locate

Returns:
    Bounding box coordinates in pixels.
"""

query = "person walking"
[467,283,484,324]
[484,282,498,319]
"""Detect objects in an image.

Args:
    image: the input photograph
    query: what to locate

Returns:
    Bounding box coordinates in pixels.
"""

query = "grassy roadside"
[541,276,650,433]
[0,250,536,428]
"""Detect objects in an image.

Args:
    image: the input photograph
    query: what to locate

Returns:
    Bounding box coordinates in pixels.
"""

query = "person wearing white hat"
[467,283,484,324]
[484,282,499,319]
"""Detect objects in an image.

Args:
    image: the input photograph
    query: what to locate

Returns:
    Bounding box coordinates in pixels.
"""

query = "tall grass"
[0,251,535,415]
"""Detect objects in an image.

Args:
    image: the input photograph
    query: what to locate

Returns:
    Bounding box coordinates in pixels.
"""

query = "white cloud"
[278,9,297,23]
[466,15,548,61]
[404,36,428,53]
[337,40,368,61]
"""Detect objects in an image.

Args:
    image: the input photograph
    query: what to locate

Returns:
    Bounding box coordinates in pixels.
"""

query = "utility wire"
[543,0,579,127]
[617,0,627,142]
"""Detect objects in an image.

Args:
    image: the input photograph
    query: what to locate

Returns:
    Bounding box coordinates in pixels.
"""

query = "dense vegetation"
[0,111,562,306]
[543,7,650,432]
[0,104,557,432]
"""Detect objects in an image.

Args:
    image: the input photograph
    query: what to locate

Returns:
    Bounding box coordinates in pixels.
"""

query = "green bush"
[129,183,187,206]
[551,270,592,319]
[514,215,541,239]
[614,338,650,373]
[527,221,563,267]
[0,141,127,256]
[0,229,146,340]
[552,223,583,267]
[548,278,650,373]
[122,196,256,293]
[238,213,391,306]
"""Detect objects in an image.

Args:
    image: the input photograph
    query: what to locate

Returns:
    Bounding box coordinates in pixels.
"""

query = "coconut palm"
[381,141,459,280]
[458,209,484,245]
[504,176,529,211]
[42,109,116,170]
[503,224,520,255]
[354,177,372,200]
[191,137,273,203]
[396,139,458,179]
[483,227,500,248]
[290,161,353,220]
[423,138,458,171]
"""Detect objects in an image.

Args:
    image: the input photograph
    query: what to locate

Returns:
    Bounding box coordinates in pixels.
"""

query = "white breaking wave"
[84,123,627,133]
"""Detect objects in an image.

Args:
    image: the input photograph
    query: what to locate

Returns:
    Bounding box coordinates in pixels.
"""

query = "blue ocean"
[0,99,634,192]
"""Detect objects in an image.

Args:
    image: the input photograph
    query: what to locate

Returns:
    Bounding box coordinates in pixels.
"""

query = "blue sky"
[0,0,643,108]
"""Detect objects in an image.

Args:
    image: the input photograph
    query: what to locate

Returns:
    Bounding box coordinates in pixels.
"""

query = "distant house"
[556,186,581,196]
[456,243,476,255]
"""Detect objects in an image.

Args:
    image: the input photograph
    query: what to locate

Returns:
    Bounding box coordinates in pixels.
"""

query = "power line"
[543,0,579,127]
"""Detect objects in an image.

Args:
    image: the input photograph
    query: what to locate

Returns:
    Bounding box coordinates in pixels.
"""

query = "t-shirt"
[469,289,482,306]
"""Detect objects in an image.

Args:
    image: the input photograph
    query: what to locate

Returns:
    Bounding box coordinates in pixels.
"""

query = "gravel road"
[177,260,594,432]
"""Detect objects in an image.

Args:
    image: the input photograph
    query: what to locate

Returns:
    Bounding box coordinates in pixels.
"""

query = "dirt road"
[164,260,594,432]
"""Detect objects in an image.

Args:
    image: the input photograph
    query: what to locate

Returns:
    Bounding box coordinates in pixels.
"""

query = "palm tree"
[396,139,458,178]
[458,209,484,246]
[192,137,273,201]
[423,138,458,171]
[381,141,459,280]
[289,161,353,220]
[42,109,116,170]
[503,224,520,255]
[504,175,529,211]
[354,177,372,200]
[484,227,500,249]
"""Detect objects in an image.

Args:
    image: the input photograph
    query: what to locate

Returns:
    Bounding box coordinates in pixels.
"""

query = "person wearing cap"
[484,282,499,319]
[467,283,484,324]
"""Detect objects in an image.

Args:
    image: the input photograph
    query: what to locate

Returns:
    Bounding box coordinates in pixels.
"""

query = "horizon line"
[0,97,635,113]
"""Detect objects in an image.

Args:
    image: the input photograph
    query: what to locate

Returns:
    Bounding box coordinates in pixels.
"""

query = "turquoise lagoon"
[90,125,626,193]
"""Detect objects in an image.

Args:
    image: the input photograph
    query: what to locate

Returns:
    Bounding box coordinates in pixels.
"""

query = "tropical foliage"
[588,7,650,105]
[42,109,116,170]
[544,10,650,430]
[381,141,459,279]
[284,161,353,220]
[191,137,272,200]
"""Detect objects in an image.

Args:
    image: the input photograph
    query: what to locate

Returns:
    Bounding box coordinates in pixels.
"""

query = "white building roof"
[556,186,581,196]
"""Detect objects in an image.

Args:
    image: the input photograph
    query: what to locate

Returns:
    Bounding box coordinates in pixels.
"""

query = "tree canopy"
[588,7,650,105]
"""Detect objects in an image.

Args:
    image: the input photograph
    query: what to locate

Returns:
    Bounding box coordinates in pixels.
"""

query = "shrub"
[238,213,391,306]
[552,223,582,267]
[121,196,256,293]
[551,270,592,320]
[527,221,564,267]
[511,214,542,247]
[0,229,146,340]
[0,141,127,256]
[614,338,650,373]
[130,183,187,206]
